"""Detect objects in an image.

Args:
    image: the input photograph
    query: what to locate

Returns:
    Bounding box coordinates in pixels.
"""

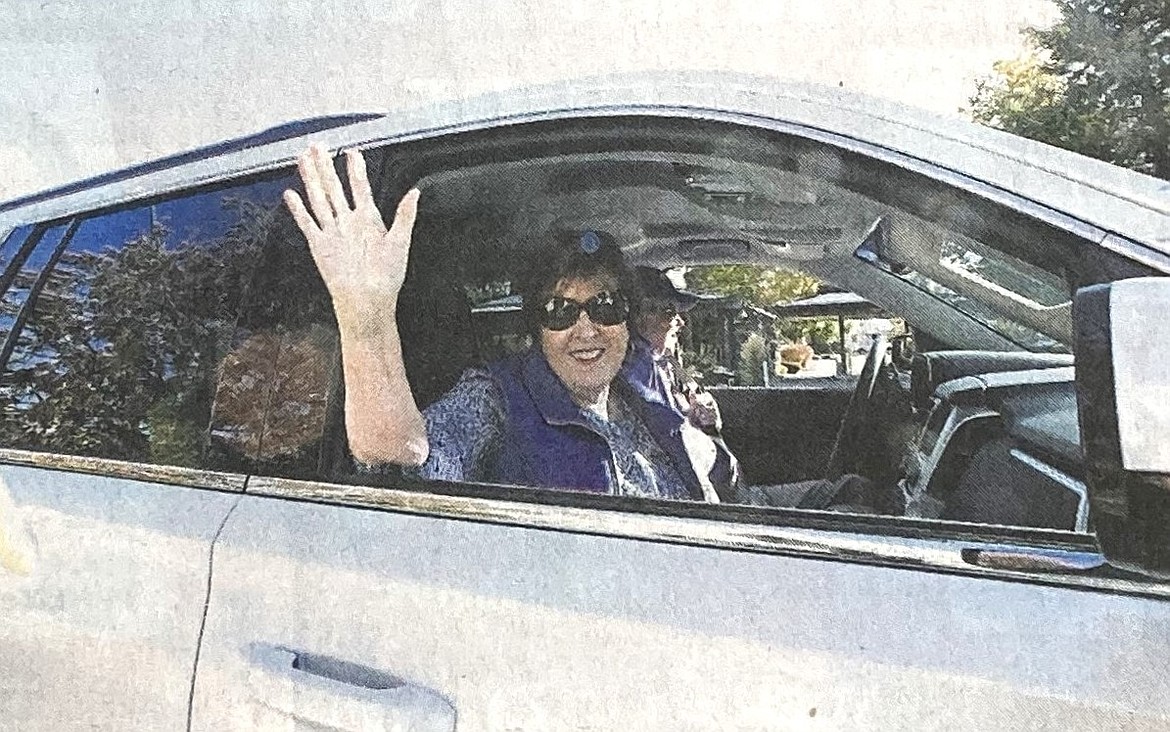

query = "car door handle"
[244,643,456,731]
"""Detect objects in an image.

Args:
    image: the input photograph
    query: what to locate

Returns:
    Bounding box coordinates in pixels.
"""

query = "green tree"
[687,265,819,308]
[968,0,1170,179]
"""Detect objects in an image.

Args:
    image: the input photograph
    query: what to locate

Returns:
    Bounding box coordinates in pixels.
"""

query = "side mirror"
[1074,278,1170,578]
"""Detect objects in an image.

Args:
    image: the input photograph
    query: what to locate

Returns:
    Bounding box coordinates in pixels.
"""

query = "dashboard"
[900,351,1087,531]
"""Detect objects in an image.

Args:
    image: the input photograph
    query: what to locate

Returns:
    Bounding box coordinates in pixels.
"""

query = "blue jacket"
[485,349,707,498]
[621,335,681,412]
[620,337,741,499]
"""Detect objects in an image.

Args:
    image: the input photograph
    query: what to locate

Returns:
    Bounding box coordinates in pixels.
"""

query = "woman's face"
[539,274,630,406]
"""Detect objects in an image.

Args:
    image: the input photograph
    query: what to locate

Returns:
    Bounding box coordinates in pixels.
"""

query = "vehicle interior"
[219,116,1156,531]
[301,114,1160,526]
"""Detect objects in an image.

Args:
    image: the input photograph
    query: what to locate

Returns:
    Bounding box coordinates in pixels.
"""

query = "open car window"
[299,113,1143,532]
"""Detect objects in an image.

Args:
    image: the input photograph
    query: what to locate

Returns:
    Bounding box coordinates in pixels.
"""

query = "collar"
[631,334,667,361]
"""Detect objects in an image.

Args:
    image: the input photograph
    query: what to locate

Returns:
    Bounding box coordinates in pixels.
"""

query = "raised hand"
[283,144,420,323]
[283,144,429,465]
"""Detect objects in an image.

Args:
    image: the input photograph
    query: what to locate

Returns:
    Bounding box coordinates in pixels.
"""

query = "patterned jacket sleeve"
[353,367,506,482]
[410,368,506,482]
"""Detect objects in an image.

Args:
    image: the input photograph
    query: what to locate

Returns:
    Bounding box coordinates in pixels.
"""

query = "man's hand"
[686,387,722,433]
[283,144,420,325]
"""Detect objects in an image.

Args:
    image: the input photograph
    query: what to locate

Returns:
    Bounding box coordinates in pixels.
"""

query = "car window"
[396,117,1123,529]
[0,174,295,469]
[938,238,1071,309]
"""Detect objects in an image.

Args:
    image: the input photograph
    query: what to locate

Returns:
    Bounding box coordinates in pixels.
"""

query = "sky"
[0,0,1057,201]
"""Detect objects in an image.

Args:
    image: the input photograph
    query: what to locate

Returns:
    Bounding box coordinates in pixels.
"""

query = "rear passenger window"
[0,174,296,469]
[0,224,37,273]
[0,224,72,346]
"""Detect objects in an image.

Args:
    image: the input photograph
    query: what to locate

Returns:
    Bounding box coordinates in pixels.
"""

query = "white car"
[1,71,1169,730]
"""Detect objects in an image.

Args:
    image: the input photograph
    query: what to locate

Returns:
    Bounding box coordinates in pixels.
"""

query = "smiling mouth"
[570,348,605,363]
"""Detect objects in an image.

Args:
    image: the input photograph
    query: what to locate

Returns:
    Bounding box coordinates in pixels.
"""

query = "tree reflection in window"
[0,176,295,468]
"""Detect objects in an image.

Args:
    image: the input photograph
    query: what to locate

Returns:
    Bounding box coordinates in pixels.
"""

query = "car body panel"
[0,458,239,730]
[191,488,1170,730]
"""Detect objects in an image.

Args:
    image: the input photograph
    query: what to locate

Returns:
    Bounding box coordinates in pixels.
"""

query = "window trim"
[0,219,81,371]
[0,223,52,299]
[258,471,1166,599]
[0,447,245,492]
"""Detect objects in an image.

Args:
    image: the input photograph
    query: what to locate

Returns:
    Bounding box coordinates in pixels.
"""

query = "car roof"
[3,70,1168,255]
[0,114,382,217]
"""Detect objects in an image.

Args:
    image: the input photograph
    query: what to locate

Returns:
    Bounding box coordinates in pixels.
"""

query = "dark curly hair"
[518,230,641,334]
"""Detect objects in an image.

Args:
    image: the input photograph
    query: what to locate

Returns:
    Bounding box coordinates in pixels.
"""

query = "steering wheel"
[824,333,890,480]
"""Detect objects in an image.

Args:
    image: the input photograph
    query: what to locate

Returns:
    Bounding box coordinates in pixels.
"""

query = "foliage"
[213,325,336,461]
[778,318,840,353]
[968,0,1170,179]
[0,199,289,465]
[735,332,769,386]
[686,265,820,308]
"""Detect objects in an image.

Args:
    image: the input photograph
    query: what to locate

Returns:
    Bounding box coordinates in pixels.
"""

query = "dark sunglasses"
[539,291,630,331]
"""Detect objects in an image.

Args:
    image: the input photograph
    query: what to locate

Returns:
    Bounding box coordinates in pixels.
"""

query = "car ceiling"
[415,151,879,264]
[397,148,1064,351]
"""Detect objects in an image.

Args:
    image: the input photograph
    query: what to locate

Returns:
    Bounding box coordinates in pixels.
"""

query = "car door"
[0,175,293,729]
[187,96,1170,731]
[0,463,238,730]
[195,490,1170,731]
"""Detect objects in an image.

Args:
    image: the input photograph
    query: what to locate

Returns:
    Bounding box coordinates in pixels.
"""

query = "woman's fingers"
[296,148,332,227]
[346,148,376,213]
[310,143,350,216]
[389,188,421,240]
[283,189,321,241]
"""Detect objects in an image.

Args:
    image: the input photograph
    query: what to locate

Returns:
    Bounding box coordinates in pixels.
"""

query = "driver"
[283,144,733,501]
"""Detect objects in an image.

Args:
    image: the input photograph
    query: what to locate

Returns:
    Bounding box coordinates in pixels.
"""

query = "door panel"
[0,463,239,730]
[713,380,855,484]
[193,493,1170,731]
